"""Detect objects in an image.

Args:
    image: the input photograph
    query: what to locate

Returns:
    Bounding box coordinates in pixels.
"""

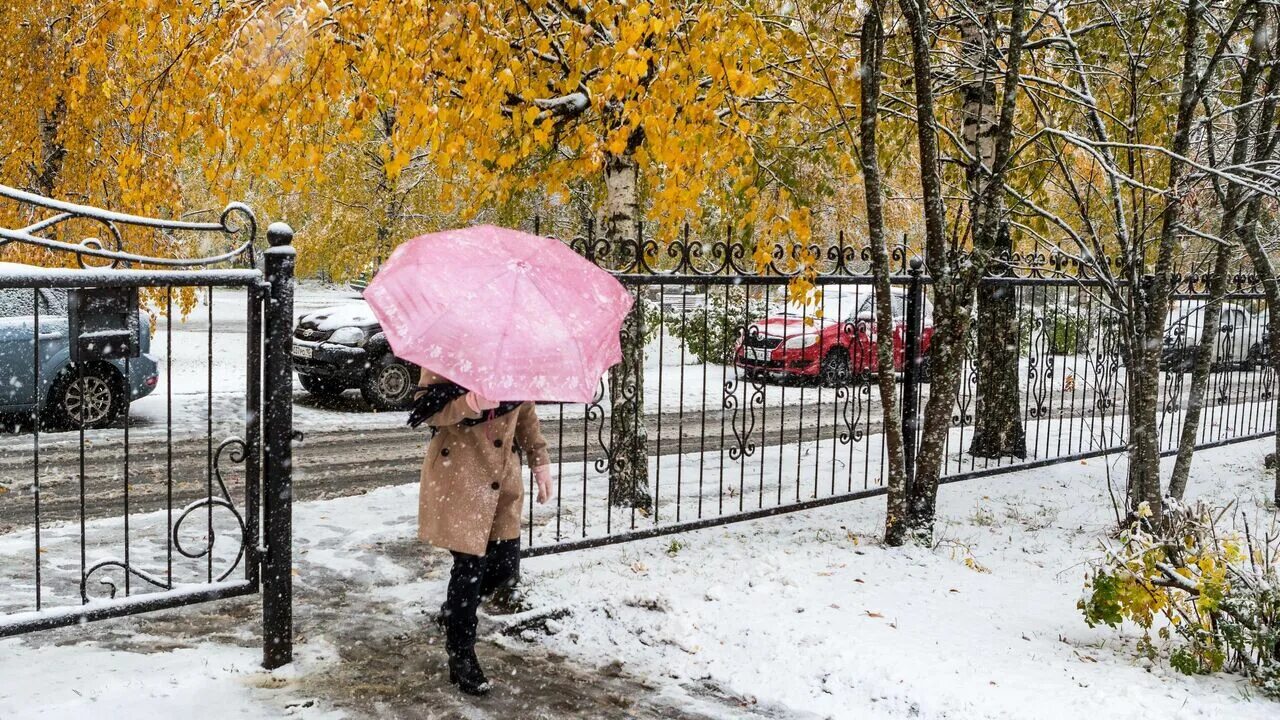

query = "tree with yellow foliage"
[0,1,816,507]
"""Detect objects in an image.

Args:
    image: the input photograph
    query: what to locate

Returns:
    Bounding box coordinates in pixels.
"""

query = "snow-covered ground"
[522,441,1280,719]
[2,433,1277,718]
[0,641,342,720]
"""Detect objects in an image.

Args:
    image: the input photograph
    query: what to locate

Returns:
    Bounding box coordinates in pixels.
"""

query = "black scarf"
[407,381,522,429]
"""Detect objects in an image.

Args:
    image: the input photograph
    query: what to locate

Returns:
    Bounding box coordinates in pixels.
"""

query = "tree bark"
[890,0,949,545]
[1167,243,1230,501]
[1124,328,1165,516]
[859,0,911,540]
[1169,8,1269,499]
[970,261,1026,458]
[890,0,1027,545]
[1126,0,1206,525]
[962,2,1026,460]
[604,151,652,509]
[32,94,67,197]
[1233,11,1280,504]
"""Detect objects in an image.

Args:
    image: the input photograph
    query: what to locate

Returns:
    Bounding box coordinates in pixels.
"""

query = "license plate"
[746,347,770,361]
[292,343,314,359]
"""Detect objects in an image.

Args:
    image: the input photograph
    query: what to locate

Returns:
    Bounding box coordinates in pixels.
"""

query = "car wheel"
[1245,343,1264,372]
[820,349,853,387]
[915,354,932,383]
[299,373,348,398]
[361,356,417,410]
[47,364,124,430]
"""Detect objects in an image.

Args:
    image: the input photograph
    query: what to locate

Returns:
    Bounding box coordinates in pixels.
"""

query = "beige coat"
[416,373,550,556]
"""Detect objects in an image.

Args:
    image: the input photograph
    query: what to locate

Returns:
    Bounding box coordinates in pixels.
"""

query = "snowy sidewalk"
[3,439,1279,718]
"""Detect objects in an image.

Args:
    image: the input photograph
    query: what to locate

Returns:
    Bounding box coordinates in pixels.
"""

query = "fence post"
[901,257,925,485]
[261,221,295,669]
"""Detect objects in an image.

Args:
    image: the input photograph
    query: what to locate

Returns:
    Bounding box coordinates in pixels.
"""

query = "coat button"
[490,481,500,490]
[493,439,503,448]
[441,448,450,457]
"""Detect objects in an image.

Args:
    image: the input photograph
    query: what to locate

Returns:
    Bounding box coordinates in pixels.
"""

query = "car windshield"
[41,289,68,315]
[0,288,36,318]
[768,289,867,319]
[857,294,908,319]
[0,288,70,319]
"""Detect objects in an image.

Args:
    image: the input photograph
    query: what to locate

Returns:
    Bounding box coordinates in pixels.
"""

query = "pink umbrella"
[363,225,634,403]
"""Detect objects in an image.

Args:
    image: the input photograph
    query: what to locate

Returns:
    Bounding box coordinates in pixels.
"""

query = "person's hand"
[465,390,500,412]
[534,465,554,504]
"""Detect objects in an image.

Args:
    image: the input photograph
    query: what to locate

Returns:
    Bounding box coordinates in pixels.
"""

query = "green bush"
[1019,307,1091,355]
[640,297,664,346]
[664,289,757,365]
[1080,502,1280,697]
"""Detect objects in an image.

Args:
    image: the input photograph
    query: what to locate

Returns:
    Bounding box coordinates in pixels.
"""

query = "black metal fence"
[0,188,296,668]
[519,226,1275,555]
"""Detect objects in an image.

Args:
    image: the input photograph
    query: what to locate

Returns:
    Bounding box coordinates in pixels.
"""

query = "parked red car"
[734,286,934,385]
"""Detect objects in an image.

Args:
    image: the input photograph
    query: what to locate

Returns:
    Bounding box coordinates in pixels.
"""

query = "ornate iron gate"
[0,186,296,669]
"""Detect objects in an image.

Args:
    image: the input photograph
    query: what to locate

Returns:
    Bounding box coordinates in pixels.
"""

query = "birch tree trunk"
[33,95,66,197]
[604,151,652,509]
[1167,243,1230,500]
[1125,327,1165,515]
[962,2,1026,460]
[1240,200,1280,505]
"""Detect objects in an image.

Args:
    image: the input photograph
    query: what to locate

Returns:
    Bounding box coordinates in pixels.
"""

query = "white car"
[1161,301,1264,371]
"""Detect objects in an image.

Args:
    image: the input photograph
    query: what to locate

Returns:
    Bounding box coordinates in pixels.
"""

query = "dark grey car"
[291,300,419,410]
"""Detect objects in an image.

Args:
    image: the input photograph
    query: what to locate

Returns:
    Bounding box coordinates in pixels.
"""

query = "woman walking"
[409,370,553,696]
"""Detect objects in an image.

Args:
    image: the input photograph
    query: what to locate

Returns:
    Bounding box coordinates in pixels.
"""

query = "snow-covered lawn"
[2,434,1277,718]
[520,441,1280,719]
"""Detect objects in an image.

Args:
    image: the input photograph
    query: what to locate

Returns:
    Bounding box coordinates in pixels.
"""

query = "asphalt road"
[0,371,1273,532]
[0,396,899,531]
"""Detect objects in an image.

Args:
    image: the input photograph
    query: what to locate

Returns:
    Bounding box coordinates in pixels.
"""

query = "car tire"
[361,355,418,411]
[916,354,932,383]
[46,364,124,430]
[1245,343,1264,372]
[299,373,348,399]
[820,349,853,387]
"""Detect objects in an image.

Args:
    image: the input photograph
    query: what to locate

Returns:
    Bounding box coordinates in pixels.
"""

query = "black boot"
[447,647,491,696]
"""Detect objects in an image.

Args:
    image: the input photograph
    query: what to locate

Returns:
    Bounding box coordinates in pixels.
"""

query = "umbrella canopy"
[363,225,634,403]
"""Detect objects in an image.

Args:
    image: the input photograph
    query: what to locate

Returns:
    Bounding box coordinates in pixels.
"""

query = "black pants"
[443,538,520,654]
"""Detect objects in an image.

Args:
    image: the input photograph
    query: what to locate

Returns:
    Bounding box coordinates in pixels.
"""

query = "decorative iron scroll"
[543,214,1263,288]
[558,220,913,277]
[1026,310,1055,420]
[952,333,977,428]
[724,374,763,461]
[588,380,610,474]
[0,184,258,269]
[81,438,249,601]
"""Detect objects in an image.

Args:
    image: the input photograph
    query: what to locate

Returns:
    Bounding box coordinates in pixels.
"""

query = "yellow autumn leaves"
[0,0,829,277]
